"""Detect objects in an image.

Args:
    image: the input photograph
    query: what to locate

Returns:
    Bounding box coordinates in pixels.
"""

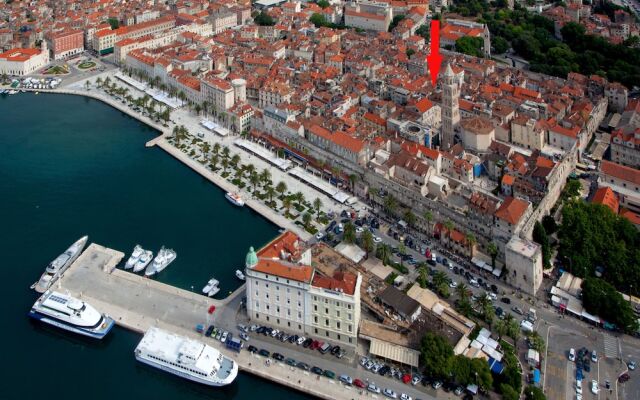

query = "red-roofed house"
[494,196,532,236]
[46,29,84,60]
[306,125,371,166]
[599,160,640,214]
[245,231,362,346]
[0,45,49,76]
[592,186,619,214]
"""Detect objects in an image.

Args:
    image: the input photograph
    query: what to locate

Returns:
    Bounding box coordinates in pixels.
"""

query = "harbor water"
[0,92,311,400]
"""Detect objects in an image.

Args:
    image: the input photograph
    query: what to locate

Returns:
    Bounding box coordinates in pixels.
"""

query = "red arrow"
[426,20,442,87]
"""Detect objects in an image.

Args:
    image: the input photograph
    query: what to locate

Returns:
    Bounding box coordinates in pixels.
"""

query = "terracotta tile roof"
[494,196,529,225]
[257,231,302,260]
[502,174,515,186]
[0,47,41,62]
[620,208,640,226]
[252,259,314,283]
[601,160,640,185]
[592,187,619,214]
[312,271,357,295]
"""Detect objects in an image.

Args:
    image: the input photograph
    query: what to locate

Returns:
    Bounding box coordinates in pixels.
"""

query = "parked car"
[297,362,311,371]
[311,366,324,375]
[512,306,524,315]
[302,338,313,348]
[400,394,412,400]
[628,361,636,370]
[591,350,598,363]
[411,375,421,386]
[354,379,366,388]
[272,352,285,361]
[569,348,576,362]
[383,388,397,399]
[324,370,336,379]
[339,374,353,385]
[432,380,443,389]
[591,380,599,394]
[285,358,297,366]
[500,297,511,304]
[296,336,306,345]
[248,345,258,353]
[367,383,381,394]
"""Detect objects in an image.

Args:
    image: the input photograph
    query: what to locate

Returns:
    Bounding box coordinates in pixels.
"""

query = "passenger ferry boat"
[134,327,238,386]
[28,291,114,339]
[33,236,88,293]
[225,192,245,207]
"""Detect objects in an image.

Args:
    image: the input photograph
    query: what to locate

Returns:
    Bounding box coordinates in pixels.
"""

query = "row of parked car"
[248,324,346,359]
[246,346,418,400]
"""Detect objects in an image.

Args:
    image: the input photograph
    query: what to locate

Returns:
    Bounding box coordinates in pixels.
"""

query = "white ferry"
[28,291,114,339]
[225,192,245,207]
[33,236,88,293]
[135,327,238,386]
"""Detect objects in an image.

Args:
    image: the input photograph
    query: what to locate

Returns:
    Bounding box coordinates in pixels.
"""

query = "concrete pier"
[55,244,372,400]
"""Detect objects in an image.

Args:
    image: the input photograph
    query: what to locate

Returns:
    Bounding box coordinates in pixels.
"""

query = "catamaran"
[28,291,114,339]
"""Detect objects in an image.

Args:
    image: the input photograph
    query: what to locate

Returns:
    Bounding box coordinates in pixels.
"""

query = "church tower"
[441,63,460,150]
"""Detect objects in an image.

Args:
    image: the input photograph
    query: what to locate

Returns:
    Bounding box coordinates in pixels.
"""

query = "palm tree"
[398,243,407,266]
[383,194,397,216]
[302,212,312,229]
[343,222,356,244]
[455,283,470,303]
[249,172,260,193]
[230,154,241,169]
[361,230,375,254]
[85,80,91,91]
[213,142,220,155]
[423,210,434,235]
[494,319,508,340]
[259,168,271,187]
[96,77,103,88]
[210,154,220,171]
[201,142,211,157]
[417,262,428,288]
[265,185,276,204]
[276,181,287,198]
[433,271,448,290]
[505,314,520,341]
[221,158,229,174]
[282,197,292,216]
[444,219,454,236]
[465,233,476,258]
[348,174,358,191]
[376,243,391,265]
[245,163,255,178]
[294,191,305,208]
[222,146,230,159]
[403,210,417,227]
[313,197,323,219]
[487,242,498,267]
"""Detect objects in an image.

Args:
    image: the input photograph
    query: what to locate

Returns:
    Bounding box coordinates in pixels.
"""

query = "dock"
[54,244,373,400]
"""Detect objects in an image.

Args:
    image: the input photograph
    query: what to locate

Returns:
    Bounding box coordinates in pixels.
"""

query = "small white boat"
[145,246,177,276]
[235,269,245,281]
[207,286,220,297]
[202,278,219,294]
[124,245,144,270]
[133,250,153,273]
[225,192,244,207]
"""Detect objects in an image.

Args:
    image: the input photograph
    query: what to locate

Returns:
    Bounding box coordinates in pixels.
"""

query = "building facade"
[47,29,84,60]
[0,45,49,76]
[441,63,461,150]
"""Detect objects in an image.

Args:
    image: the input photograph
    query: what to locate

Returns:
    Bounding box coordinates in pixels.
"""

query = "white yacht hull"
[33,236,88,293]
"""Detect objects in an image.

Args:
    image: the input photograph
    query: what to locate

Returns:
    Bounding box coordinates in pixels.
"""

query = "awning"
[368,338,420,368]
[533,369,540,383]
[492,268,502,277]
[488,358,504,374]
[581,310,601,324]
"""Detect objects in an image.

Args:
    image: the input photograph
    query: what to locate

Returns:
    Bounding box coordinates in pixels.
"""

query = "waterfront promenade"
[58,244,437,400]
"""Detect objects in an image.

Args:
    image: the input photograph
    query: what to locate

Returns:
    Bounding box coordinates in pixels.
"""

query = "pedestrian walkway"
[603,333,619,358]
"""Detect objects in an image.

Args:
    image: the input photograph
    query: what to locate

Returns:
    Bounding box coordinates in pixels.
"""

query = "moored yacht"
[202,278,219,294]
[33,236,88,293]
[235,270,245,281]
[207,286,220,297]
[145,246,176,276]
[28,291,114,339]
[134,327,238,386]
[225,192,244,207]
[133,249,153,273]
[124,245,144,270]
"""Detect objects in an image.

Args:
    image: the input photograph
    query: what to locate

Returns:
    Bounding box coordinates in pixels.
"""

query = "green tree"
[376,243,392,265]
[317,0,330,8]
[582,277,639,333]
[313,197,323,218]
[525,385,547,400]
[417,263,428,288]
[343,222,356,244]
[389,15,405,32]
[500,384,520,400]
[265,185,276,204]
[254,11,275,26]
[533,221,551,268]
[361,230,375,254]
[276,181,287,197]
[249,172,260,193]
[309,13,330,28]
[107,17,119,29]
[302,212,313,229]
[455,36,484,57]
[416,24,430,41]
[487,242,498,268]
[294,191,305,208]
[420,332,453,379]
[383,195,398,216]
[493,36,510,54]
[527,331,546,353]
[282,197,292,216]
[230,154,241,169]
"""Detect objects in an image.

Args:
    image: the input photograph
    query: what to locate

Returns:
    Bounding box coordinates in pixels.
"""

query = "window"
[287,309,291,316]
[265,294,269,299]
[255,291,259,297]
[324,298,328,304]
[287,298,290,304]
[276,306,280,313]
[256,313,259,318]
[298,312,301,319]
[325,308,329,314]
[314,305,317,311]
[337,321,341,329]
[349,337,352,343]
[348,313,352,320]
[266,305,270,310]
[314,316,318,323]
[326,331,329,337]
[336,302,340,308]
[256,301,259,308]
[288,321,291,327]
[287,288,290,293]
[336,310,340,318]
[348,304,352,310]
[277,319,280,324]
[314,296,317,301]
[266,316,270,321]
[348,324,352,332]
[337,334,341,340]
[314,328,318,334]
[276,296,280,302]
[325,318,329,327]
[266,283,269,288]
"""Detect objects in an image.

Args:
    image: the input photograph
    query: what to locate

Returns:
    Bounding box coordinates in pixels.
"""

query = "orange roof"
[257,231,302,260]
[601,160,640,186]
[312,271,357,295]
[592,187,619,214]
[252,259,314,283]
[620,208,640,226]
[494,196,529,225]
[0,48,42,62]
[308,125,365,153]
[502,174,515,186]
[363,112,386,126]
